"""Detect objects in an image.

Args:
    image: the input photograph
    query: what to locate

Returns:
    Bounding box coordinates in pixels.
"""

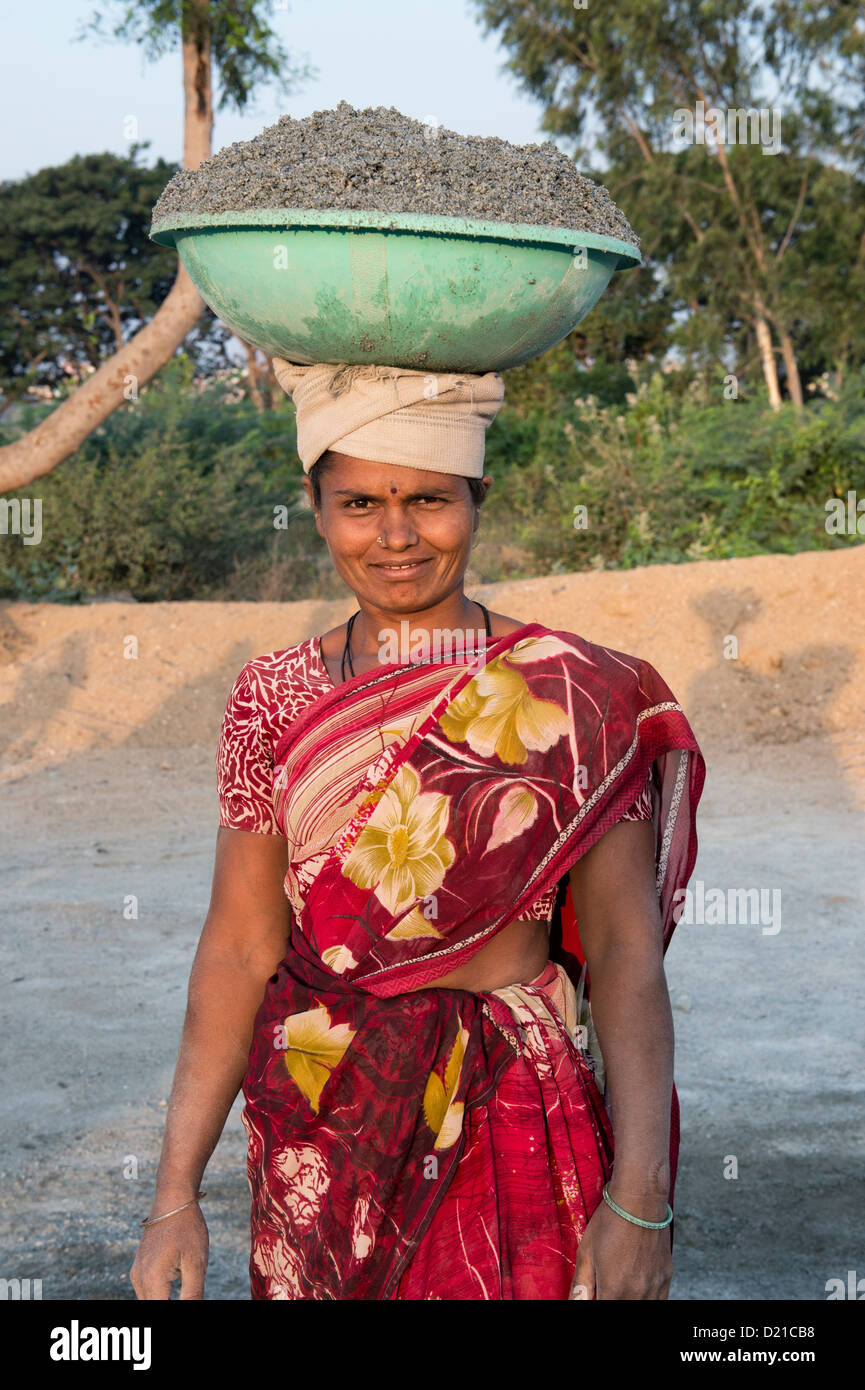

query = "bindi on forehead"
[389,484,398,494]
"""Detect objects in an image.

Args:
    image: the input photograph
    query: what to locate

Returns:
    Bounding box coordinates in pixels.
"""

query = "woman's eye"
[344,497,444,508]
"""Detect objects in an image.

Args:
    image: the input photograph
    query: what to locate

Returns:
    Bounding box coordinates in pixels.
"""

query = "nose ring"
[377,536,385,546]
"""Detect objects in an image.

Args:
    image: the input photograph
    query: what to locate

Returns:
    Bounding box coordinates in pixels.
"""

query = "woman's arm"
[567,817,675,1300]
[130,827,291,1300]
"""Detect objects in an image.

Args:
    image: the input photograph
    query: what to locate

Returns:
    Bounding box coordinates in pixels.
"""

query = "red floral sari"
[241,625,704,1300]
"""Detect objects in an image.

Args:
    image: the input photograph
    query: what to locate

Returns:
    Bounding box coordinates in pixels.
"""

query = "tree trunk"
[262,352,279,410]
[0,0,213,490]
[239,337,266,412]
[754,311,782,412]
[0,265,205,490]
[183,0,214,168]
[779,330,804,410]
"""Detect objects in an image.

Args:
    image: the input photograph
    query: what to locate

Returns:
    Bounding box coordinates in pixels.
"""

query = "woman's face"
[302,453,490,615]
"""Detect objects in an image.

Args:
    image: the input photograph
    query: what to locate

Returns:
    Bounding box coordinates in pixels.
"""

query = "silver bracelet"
[140,1191,207,1228]
[603,1182,672,1229]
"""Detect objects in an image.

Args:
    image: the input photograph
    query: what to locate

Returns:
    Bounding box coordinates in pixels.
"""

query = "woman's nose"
[377,509,419,548]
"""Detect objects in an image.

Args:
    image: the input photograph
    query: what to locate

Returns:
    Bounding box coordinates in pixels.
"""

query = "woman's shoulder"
[490,612,644,661]
[233,634,323,683]
[223,635,330,728]
[508,623,676,701]
[485,610,528,638]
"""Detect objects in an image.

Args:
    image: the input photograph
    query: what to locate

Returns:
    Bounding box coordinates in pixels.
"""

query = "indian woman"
[130,360,705,1301]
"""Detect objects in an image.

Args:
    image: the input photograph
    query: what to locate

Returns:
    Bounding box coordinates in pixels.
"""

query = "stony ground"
[1,548,863,1300]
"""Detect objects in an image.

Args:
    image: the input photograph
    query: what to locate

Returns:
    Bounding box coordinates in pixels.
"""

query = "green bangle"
[603,1182,673,1229]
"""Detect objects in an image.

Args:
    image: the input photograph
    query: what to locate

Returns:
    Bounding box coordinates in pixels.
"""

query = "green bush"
[0,359,328,601]
[476,358,865,579]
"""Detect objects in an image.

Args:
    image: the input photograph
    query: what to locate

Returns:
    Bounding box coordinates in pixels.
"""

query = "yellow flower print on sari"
[423,1018,469,1151]
[385,907,443,942]
[281,1003,357,1115]
[437,635,571,765]
[321,944,358,974]
[342,763,455,916]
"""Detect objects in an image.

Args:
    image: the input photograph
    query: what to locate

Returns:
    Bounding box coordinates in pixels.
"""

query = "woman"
[131,361,704,1301]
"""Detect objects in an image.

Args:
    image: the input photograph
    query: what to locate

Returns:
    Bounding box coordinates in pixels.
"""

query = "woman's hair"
[308,452,487,510]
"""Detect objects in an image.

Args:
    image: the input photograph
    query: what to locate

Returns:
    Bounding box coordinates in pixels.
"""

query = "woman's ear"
[300,476,325,538]
[479,475,493,517]
[473,478,491,532]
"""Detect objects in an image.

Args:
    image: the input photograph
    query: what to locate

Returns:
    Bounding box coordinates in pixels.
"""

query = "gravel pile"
[151,101,638,247]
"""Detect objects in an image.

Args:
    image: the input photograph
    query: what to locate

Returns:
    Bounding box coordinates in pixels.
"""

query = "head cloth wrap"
[272,359,504,477]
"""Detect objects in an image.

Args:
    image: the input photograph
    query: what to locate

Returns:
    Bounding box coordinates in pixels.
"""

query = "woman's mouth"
[372,558,432,578]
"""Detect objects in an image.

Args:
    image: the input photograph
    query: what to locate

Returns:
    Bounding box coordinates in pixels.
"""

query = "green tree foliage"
[479,354,865,577]
[0,148,231,407]
[470,0,865,401]
[0,359,310,600]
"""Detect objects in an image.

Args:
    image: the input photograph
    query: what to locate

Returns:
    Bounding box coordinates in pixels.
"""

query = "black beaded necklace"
[340,602,493,683]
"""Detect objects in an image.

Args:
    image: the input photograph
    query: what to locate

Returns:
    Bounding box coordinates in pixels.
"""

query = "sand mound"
[1,546,863,785]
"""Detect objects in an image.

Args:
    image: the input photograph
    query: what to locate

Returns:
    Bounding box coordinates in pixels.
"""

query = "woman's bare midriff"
[405,917,550,993]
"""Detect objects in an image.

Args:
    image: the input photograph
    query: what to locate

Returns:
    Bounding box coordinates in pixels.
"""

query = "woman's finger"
[136,1264,176,1300]
[570,1255,595,1300]
[178,1255,207,1301]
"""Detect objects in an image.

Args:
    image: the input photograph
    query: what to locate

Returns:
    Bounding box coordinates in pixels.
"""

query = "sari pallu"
[241,625,705,1300]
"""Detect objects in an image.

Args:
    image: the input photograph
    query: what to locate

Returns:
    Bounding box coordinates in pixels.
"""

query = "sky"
[0,0,566,182]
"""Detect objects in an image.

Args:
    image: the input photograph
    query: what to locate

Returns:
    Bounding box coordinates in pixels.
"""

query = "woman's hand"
[129,828,290,1302]
[570,1193,672,1300]
[568,819,677,1300]
[130,1203,209,1300]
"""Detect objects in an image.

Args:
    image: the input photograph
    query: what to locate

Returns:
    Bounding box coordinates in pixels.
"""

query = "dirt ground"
[1,545,863,1300]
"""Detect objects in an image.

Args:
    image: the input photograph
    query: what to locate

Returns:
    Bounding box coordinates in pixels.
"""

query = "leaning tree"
[0,0,312,490]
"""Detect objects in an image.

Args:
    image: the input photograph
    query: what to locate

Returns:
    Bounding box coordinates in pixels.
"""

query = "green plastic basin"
[150,208,640,372]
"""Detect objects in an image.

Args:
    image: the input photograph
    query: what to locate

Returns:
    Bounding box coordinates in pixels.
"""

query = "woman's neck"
[349,594,489,653]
